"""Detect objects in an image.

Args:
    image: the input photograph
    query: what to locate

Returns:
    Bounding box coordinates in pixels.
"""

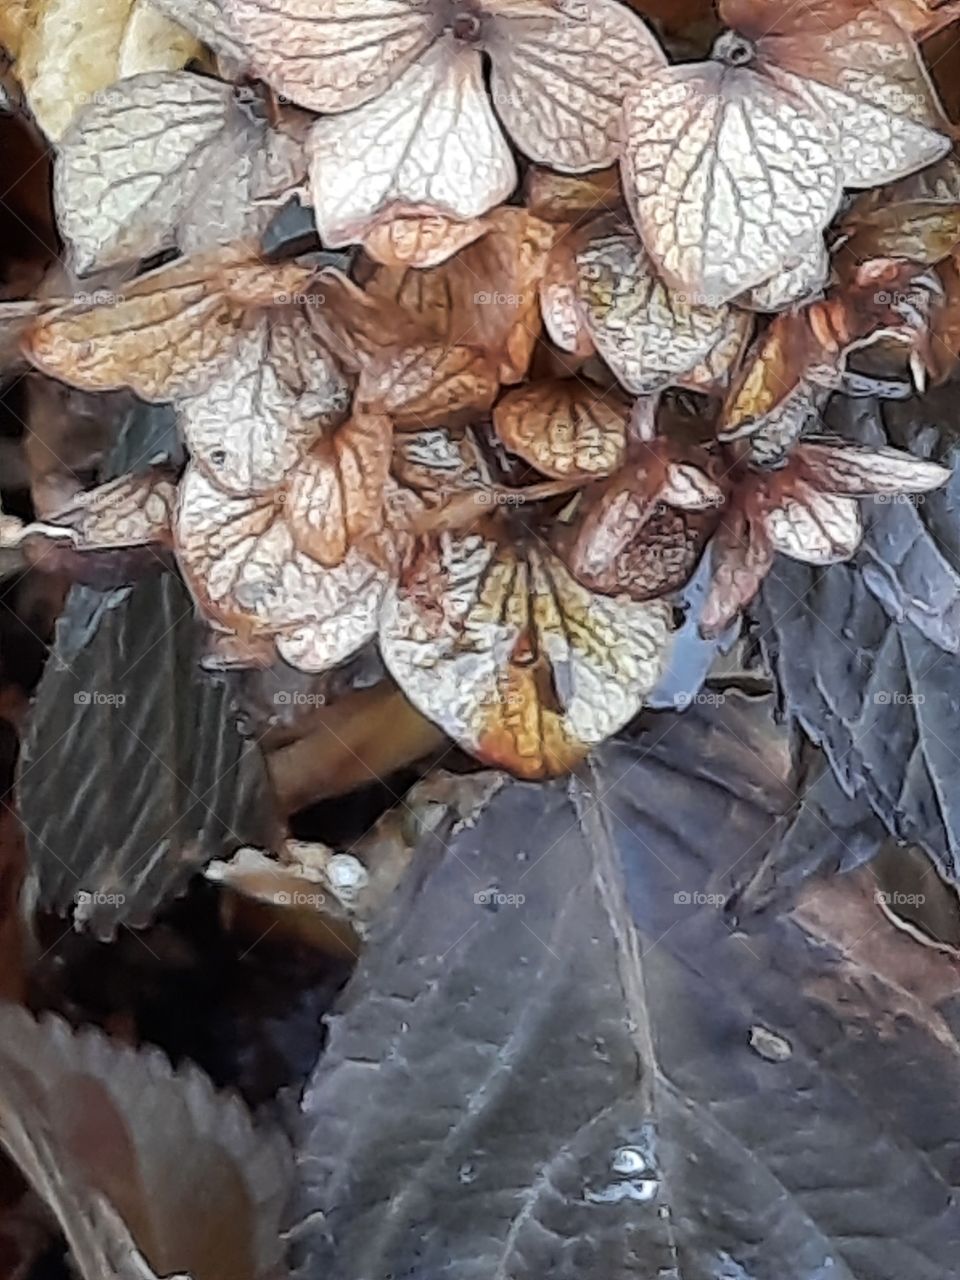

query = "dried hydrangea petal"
[178,314,350,495]
[307,42,517,248]
[488,0,666,170]
[795,440,951,495]
[56,73,307,273]
[493,380,629,479]
[622,61,843,304]
[362,212,490,269]
[741,237,830,312]
[576,225,734,393]
[286,414,393,568]
[175,464,388,672]
[379,533,673,778]
[762,484,862,563]
[31,471,177,550]
[227,0,438,113]
[701,512,773,636]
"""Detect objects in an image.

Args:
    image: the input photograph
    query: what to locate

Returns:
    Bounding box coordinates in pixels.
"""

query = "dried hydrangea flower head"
[225,0,666,246]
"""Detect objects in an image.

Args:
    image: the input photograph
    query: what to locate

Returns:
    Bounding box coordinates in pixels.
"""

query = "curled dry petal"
[366,208,556,384]
[308,42,516,248]
[793,439,951,495]
[362,212,490,269]
[701,509,774,636]
[286,414,393,568]
[623,58,845,305]
[149,0,252,63]
[392,426,493,498]
[719,310,817,440]
[676,306,754,394]
[175,464,388,672]
[357,343,500,429]
[226,0,437,114]
[379,533,673,778]
[576,224,735,393]
[487,0,667,170]
[56,73,309,273]
[493,380,629,480]
[178,315,350,495]
[763,485,863,562]
[539,234,596,358]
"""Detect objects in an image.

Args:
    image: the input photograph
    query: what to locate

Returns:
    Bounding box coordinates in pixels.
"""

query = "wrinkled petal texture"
[795,440,951,495]
[308,41,516,247]
[44,472,176,549]
[622,61,843,304]
[763,485,862,562]
[493,380,628,479]
[741,237,829,312]
[576,226,734,393]
[175,464,387,671]
[226,0,438,112]
[380,533,673,778]
[488,0,667,170]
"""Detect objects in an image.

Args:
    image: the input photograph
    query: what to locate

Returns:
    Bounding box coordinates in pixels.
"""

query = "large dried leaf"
[13,0,201,139]
[289,694,960,1279]
[576,223,735,392]
[56,72,309,273]
[0,1005,290,1280]
[492,379,629,479]
[175,463,389,672]
[379,533,673,778]
[286,414,393,568]
[487,0,666,170]
[622,59,843,303]
[307,42,517,247]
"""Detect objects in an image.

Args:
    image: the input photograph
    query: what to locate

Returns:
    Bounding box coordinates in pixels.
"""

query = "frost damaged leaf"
[576,224,734,393]
[622,58,843,304]
[286,414,393,568]
[379,534,673,778]
[307,43,517,249]
[487,0,667,170]
[493,379,629,479]
[175,464,388,672]
[0,1004,290,1280]
[56,72,310,273]
[13,0,201,140]
[178,314,350,495]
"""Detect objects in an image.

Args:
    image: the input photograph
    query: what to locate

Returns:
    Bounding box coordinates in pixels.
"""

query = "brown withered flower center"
[712,31,756,67]
[449,6,484,42]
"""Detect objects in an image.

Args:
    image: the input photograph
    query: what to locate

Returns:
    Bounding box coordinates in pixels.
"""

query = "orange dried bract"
[493,380,629,480]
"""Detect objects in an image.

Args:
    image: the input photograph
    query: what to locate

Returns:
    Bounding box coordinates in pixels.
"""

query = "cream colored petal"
[677,306,753,392]
[178,314,349,495]
[764,486,862,563]
[768,10,950,188]
[576,225,733,393]
[741,236,829,312]
[362,212,489,268]
[379,533,673,778]
[175,464,387,671]
[488,0,666,170]
[661,462,724,510]
[147,0,248,62]
[226,0,438,113]
[539,239,595,356]
[308,42,516,248]
[622,61,843,304]
[56,72,305,272]
[34,471,176,548]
